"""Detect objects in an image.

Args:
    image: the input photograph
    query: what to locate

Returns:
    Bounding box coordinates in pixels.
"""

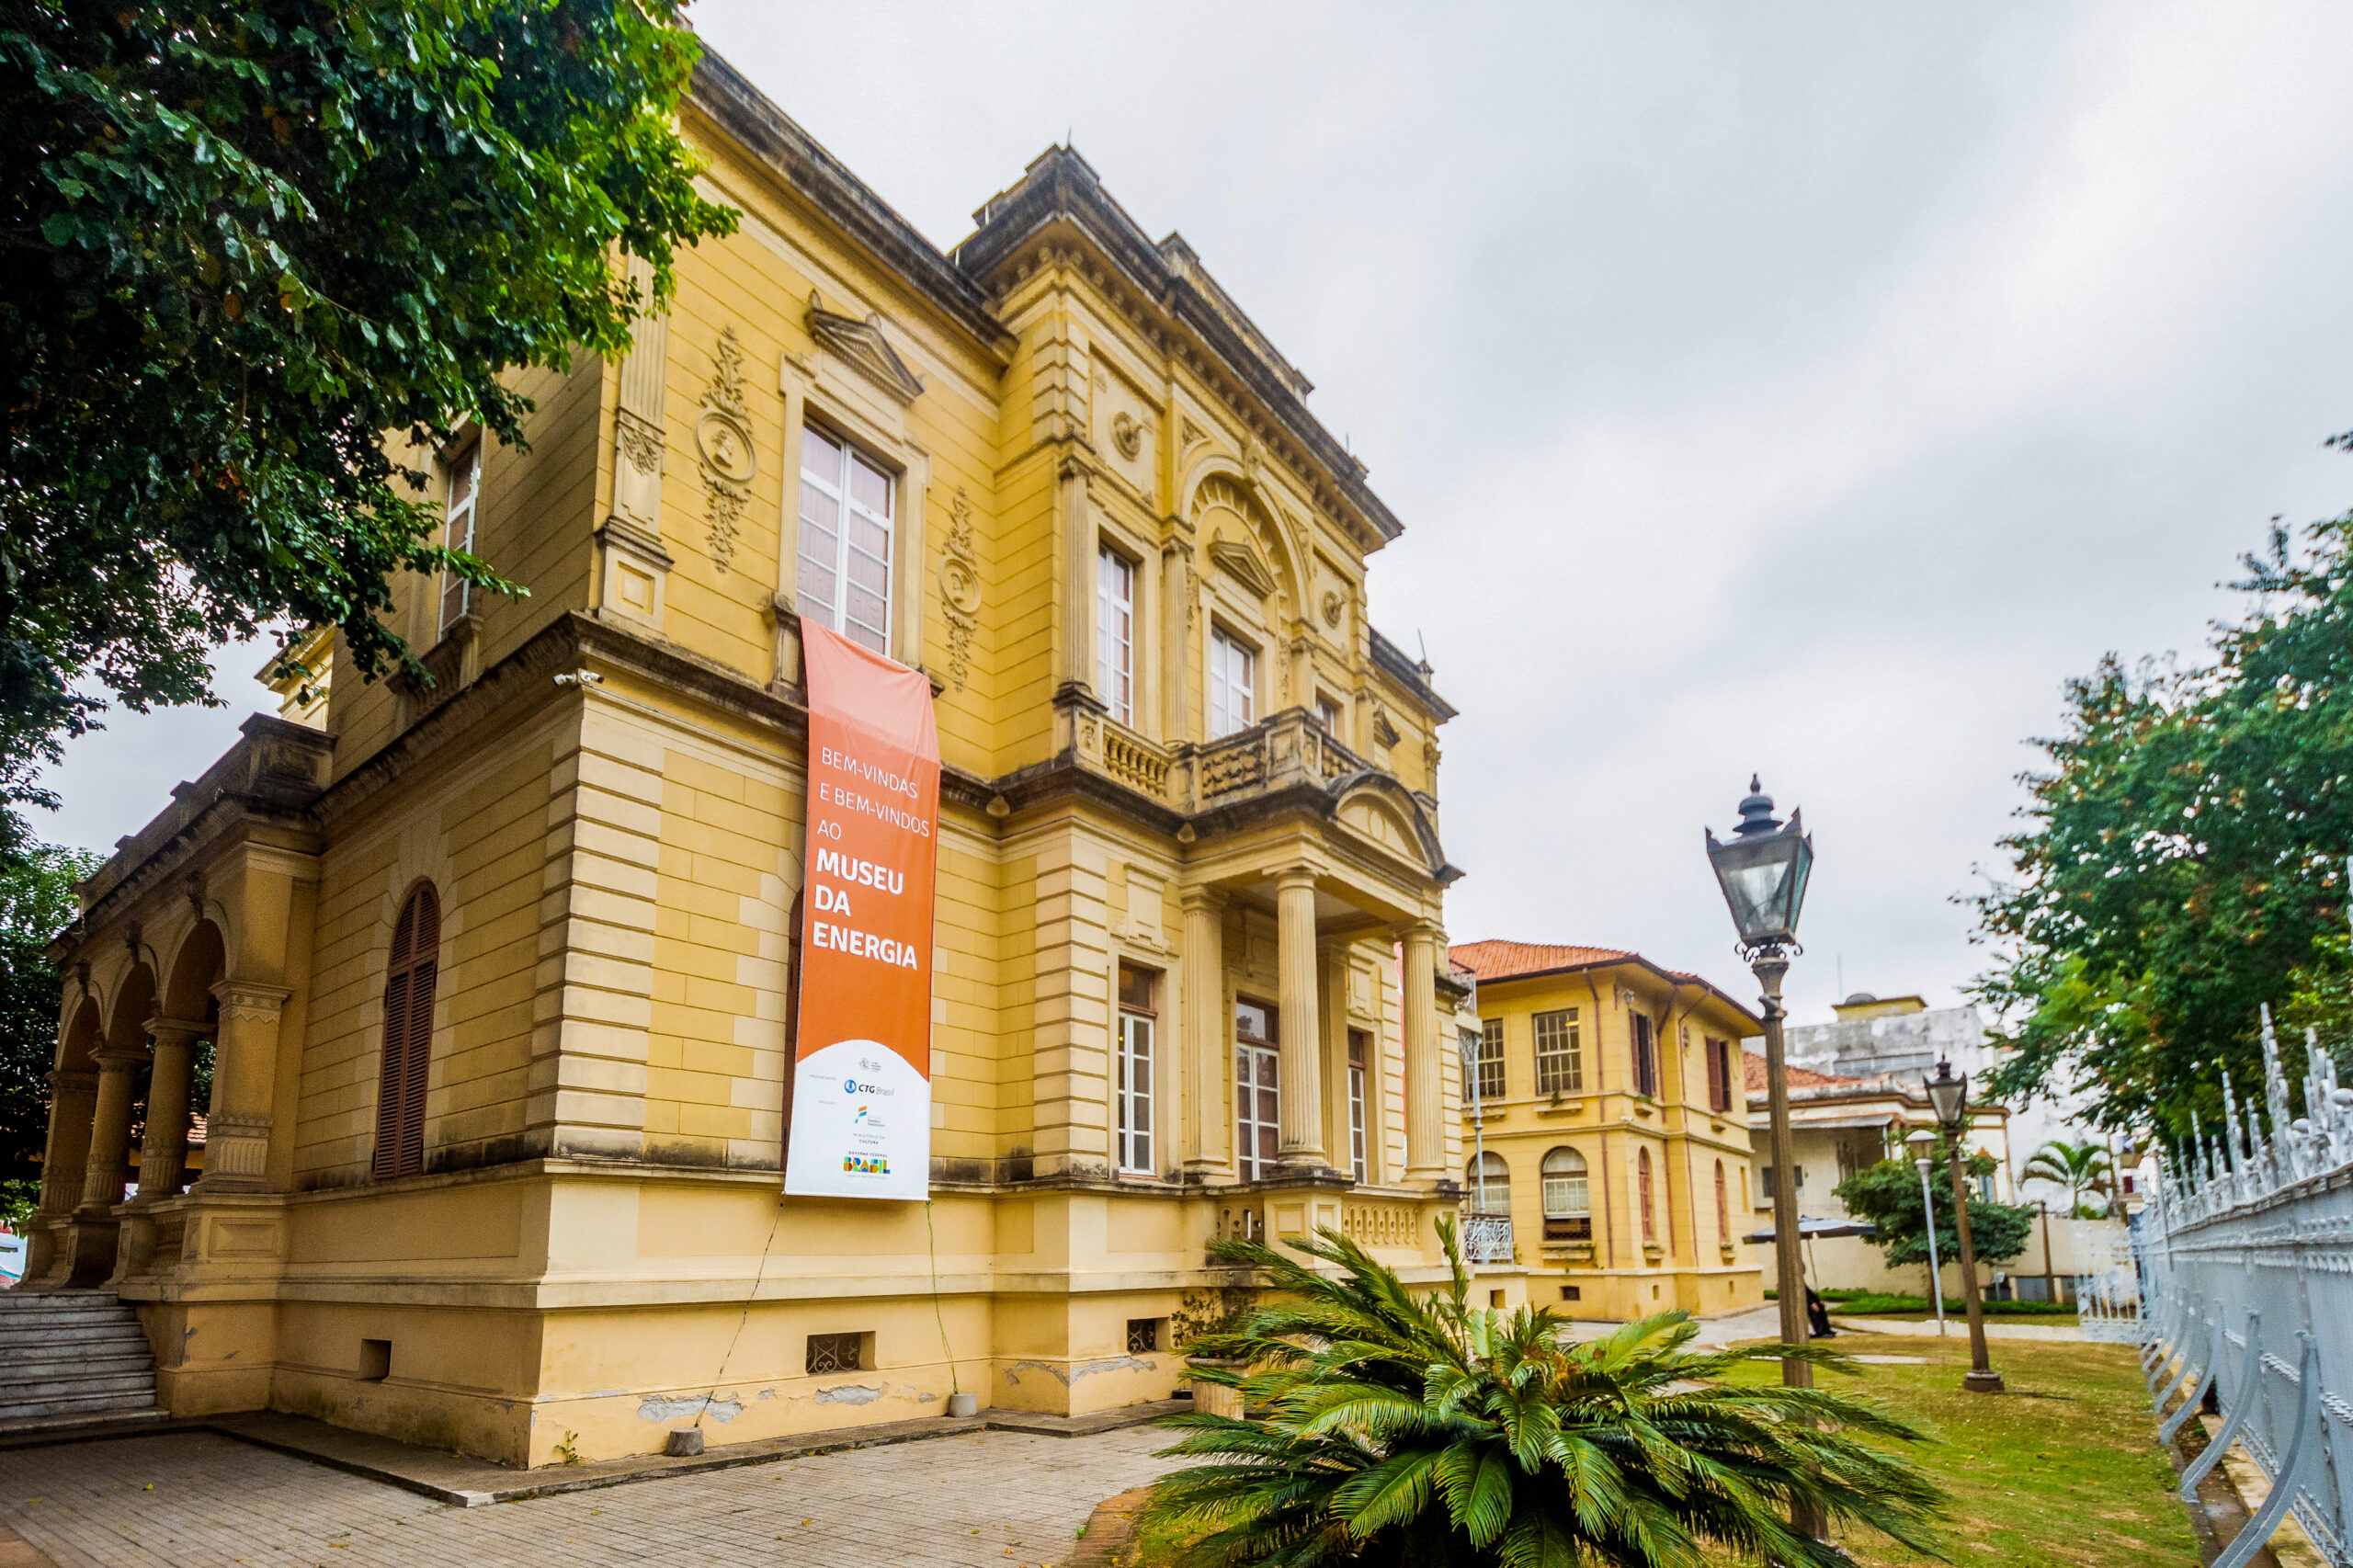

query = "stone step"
[0,1306,143,1333]
[0,1388,162,1425]
[0,1406,176,1447]
[0,1326,149,1354]
[0,1371,156,1404]
[0,1351,155,1385]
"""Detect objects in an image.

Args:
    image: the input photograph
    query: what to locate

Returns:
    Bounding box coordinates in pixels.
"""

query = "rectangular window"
[1116,964,1156,1175]
[799,425,893,655]
[1463,1018,1505,1104]
[1125,1317,1164,1355]
[1097,546,1134,724]
[1315,695,1345,733]
[1758,1164,1803,1200]
[1234,1000,1279,1180]
[1704,1037,1733,1112]
[1210,628,1256,737]
[1532,1008,1582,1095]
[1347,1028,1370,1183]
[1631,1012,1658,1097]
[438,444,480,634]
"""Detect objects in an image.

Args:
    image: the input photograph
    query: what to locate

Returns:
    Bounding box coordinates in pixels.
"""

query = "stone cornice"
[952,148,1404,551]
[688,52,1014,360]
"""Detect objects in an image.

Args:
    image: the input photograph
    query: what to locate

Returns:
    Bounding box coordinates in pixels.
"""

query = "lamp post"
[1925,1058,2003,1393]
[1704,777,1814,1386]
[1904,1128,1947,1338]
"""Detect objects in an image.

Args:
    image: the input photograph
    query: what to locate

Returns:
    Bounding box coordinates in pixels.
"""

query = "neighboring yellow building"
[19,51,1478,1465]
[1450,942,1765,1319]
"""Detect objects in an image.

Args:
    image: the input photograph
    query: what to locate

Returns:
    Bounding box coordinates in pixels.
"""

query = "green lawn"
[1728,1336,2196,1566]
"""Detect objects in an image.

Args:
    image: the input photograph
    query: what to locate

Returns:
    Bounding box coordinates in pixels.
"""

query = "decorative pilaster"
[1058,458,1095,694]
[199,981,290,1191]
[1402,922,1445,1182]
[1180,885,1230,1177]
[1275,867,1327,1168]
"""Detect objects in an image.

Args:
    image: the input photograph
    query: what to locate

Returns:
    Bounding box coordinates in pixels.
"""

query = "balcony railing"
[1069,705,1384,816]
[1461,1211,1515,1264]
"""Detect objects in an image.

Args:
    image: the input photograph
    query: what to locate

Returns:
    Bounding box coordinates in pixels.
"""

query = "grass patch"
[1726,1335,2195,1566]
[1772,1288,2077,1317]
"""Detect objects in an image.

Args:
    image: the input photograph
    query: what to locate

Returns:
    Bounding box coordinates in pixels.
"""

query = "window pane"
[798,559,837,612]
[801,481,839,535]
[802,426,842,478]
[846,619,887,654]
[849,452,891,514]
[847,551,889,594]
[848,513,889,563]
[847,585,888,630]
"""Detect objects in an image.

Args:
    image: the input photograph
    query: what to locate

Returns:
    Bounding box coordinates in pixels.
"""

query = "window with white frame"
[798,425,893,655]
[1533,1008,1581,1095]
[1116,964,1156,1175]
[1234,1000,1279,1180]
[1209,628,1256,738]
[438,444,481,635]
[1097,546,1134,723]
[1465,1018,1504,1103]
[1315,695,1344,734]
[1541,1147,1591,1241]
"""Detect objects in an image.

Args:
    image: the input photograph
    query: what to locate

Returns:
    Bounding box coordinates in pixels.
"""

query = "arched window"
[1540,1147,1591,1242]
[1466,1151,1509,1215]
[1714,1160,1730,1243]
[372,884,440,1180]
[1637,1147,1656,1243]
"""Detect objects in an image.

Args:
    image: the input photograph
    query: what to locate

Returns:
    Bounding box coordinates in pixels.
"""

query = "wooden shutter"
[372,885,439,1180]
[1704,1039,1724,1112]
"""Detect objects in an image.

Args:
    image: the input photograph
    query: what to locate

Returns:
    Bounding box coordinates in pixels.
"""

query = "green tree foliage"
[1834,1149,2032,1269]
[0,0,736,812]
[0,819,100,1183]
[2018,1139,2114,1220]
[1970,505,2353,1136]
[1142,1220,1945,1568]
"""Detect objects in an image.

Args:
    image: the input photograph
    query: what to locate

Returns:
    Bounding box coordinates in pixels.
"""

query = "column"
[1402,922,1444,1182]
[199,981,291,1191]
[38,1068,98,1220]
[136,1017,207,1199]
[1275,867,1327,1168]
[1180,886,1230,1176]
[76,1040,146,1216]
[1059,458,1094,692]
[1161,540,1190,742]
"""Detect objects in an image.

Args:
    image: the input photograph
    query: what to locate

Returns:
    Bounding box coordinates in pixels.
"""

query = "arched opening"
[1540,1146,1591,1242]
[373,883,440,1181]
[1465,1150,1509,1215]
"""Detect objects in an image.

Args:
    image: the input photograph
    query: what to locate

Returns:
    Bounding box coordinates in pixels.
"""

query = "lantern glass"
[1705,808,1813,949]
[1925,1060,1967,1129]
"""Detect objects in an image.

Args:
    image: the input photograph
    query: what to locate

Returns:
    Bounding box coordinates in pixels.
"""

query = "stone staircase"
[0,1290,167,1432]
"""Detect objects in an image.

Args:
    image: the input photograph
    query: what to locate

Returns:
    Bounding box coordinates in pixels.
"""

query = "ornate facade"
[23,54,1485,1465]
[1451,941,1766,1319]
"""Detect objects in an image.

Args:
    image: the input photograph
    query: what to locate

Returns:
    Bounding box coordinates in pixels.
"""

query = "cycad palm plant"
[1145,1220,1944,1567]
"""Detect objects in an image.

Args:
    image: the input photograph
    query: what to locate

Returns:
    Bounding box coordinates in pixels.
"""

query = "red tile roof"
[1742,1052,1872,1092]
[1449,940,1634,981]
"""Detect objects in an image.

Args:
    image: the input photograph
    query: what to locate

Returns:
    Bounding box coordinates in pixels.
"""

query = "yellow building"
[1450,942,1765,1319]
[18,51,1478,1465]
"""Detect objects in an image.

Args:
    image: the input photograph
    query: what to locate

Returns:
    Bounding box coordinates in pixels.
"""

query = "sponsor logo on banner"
[782,622,941,1201]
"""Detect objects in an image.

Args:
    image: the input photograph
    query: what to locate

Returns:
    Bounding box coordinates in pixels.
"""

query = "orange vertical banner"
[783,621,941,1201]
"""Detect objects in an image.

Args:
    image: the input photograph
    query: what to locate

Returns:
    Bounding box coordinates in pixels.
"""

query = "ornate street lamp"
[1705,778,1813,1387]
[1927,1058,2004,1393]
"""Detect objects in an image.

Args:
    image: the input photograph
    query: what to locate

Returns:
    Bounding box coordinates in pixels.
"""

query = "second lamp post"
[1924,1058,2004,1393]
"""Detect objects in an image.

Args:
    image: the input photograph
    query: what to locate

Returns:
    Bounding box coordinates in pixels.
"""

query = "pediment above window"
[805,295,926,405]
[1208,533,1278,599]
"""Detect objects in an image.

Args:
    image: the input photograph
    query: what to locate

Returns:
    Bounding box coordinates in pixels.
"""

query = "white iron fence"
[2140,1007,2353,1568]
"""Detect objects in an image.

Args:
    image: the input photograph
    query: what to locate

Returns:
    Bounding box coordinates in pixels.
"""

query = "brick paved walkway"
[0,1426,1175,1568]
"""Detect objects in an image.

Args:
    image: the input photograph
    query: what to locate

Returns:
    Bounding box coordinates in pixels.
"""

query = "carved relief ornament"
[937,488,982,694]
[695,325,757,574]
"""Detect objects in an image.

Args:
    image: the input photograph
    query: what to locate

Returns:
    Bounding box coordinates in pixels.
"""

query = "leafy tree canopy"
[1834,1148,2032,1269]
[1970,501,2353,1138]
[0,0,735,812]
[0,817,100,1183]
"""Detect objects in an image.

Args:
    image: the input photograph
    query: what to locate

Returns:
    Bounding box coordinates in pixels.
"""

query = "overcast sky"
[34,2,2353,1031]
